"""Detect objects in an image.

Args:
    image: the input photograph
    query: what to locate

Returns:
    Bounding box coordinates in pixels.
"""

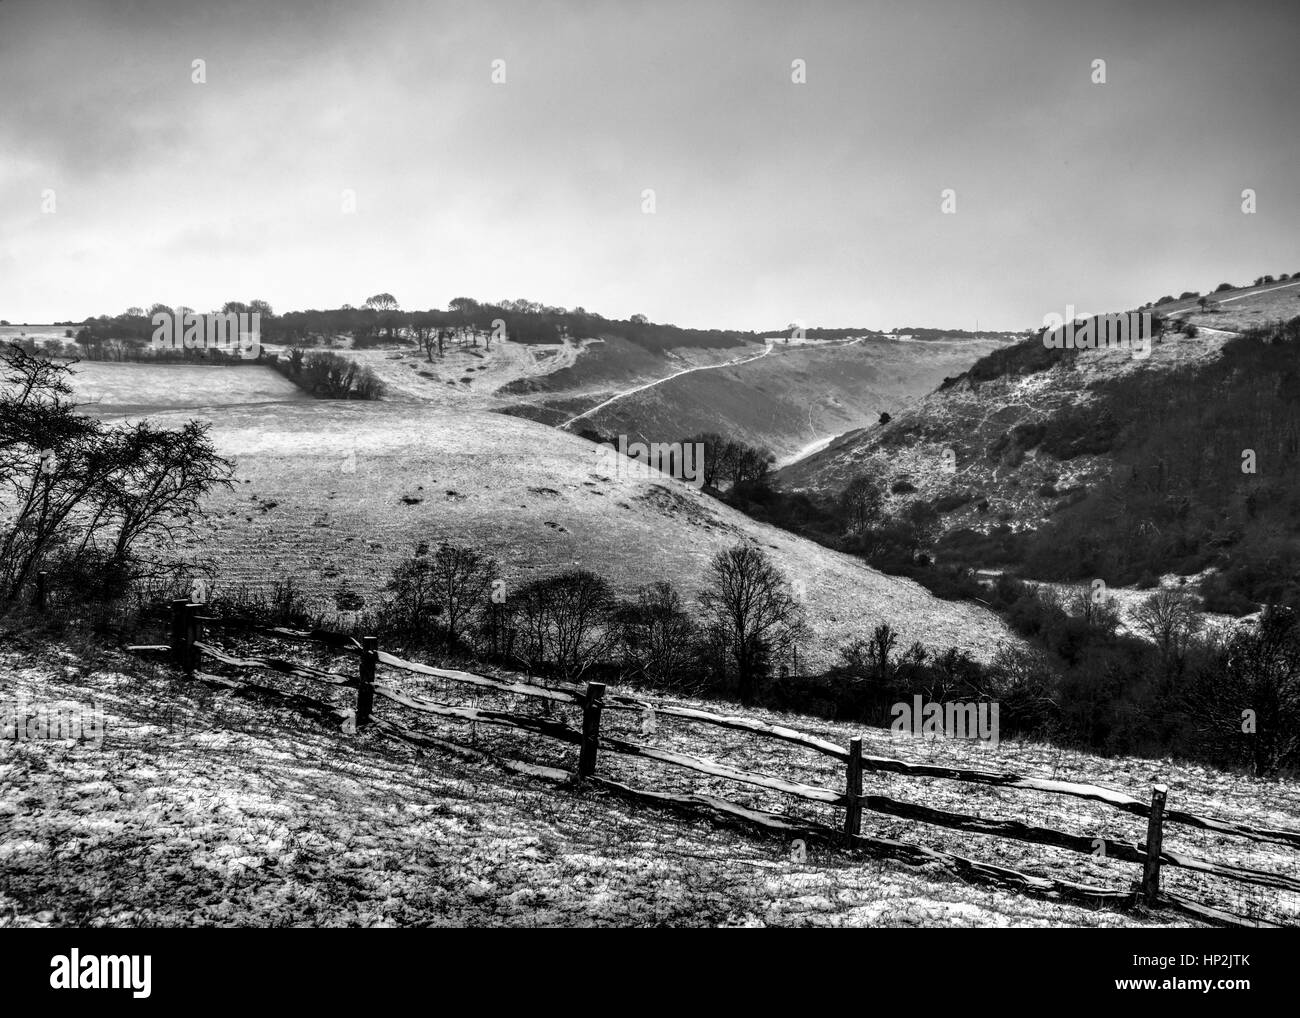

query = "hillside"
[121,400,1016,670]
[4,636,1296,926]
[333,329,1010,465]
[772,279,1300,607]
[778,279,1300,500]
[336,334,746,409]
[531,336,1012,464]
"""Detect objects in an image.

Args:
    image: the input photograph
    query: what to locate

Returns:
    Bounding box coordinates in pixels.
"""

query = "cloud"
[1,0,1297,329]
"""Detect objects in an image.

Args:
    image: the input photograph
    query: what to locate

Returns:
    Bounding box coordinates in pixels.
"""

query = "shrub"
[932,491,972,512]
[278,349,384,399]
[334,584,365,613]
[1038,405,1120,460]
[1011,421,1047,449]
[1198,572,1259,617]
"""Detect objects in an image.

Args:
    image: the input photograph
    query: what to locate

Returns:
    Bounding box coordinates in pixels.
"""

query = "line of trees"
[232,539,810,707]
[63,300,274,359]
[254,295,757,354]
[43,293,925,359]
[678,433,775,490]
[575,428,776,492]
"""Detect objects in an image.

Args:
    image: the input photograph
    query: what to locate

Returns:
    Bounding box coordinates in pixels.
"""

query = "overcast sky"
[1,0,1296,331]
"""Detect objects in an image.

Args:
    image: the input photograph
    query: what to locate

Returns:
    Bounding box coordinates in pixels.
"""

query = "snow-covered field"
[2,634,1296,927]
[68,362,307,415]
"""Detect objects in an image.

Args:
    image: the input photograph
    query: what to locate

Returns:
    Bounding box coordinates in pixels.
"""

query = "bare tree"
[385,544,441,638]
[833,624,900,721]
[1059,582,1121,634]
[510,569,614,682]
[409,315,436,360]
[1184,607,1300,776]
[699,542,807,705]
[1131,588,1202,668]
[363,293,401,340]
[840,474,885,534]
[679,432,726,489]
[868,622,898,681]
[426,541,497,647]
[614,580,698,689]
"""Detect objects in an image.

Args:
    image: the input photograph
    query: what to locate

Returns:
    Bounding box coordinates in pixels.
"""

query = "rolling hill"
[54,312,1028,672]
[772,277,1300,607]
[103,396,1018,670]
[499,334,1013,463]
[327,327,1012,466]
[538,335,1013,462]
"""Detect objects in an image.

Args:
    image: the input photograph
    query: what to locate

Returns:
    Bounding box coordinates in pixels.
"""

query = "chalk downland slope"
[502,335,1013,464]
[319,330,1013,466]
[318,335,751,413]
[122,400,1017,670]
[573,337,1010,461]
[4,638,1297,926]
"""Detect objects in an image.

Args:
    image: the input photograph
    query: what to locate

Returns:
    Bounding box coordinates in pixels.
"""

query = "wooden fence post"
[843,736,863,841]
[34,570,47,611]
[1142,783,1168,905]
[356,636,377,728]
[170,598,189,666]
[578,681,606,777]
[182,603,199,679]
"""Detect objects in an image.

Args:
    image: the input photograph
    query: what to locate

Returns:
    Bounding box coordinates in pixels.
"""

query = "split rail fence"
[127,598,1300,929]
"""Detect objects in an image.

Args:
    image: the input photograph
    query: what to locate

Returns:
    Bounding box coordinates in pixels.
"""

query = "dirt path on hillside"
[558,342,776,429]
[1215,279,1300,303]
[777,433,839,469]
[558,334,875,431]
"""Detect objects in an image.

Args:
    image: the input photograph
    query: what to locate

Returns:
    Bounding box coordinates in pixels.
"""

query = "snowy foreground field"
[2,634,1297,928]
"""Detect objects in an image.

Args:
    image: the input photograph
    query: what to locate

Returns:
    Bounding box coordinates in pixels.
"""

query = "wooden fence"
[128,599,1300,929]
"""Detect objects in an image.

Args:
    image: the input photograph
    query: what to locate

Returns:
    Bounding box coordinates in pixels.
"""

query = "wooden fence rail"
[125,602,1300,926]
[367,646,1300,849]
